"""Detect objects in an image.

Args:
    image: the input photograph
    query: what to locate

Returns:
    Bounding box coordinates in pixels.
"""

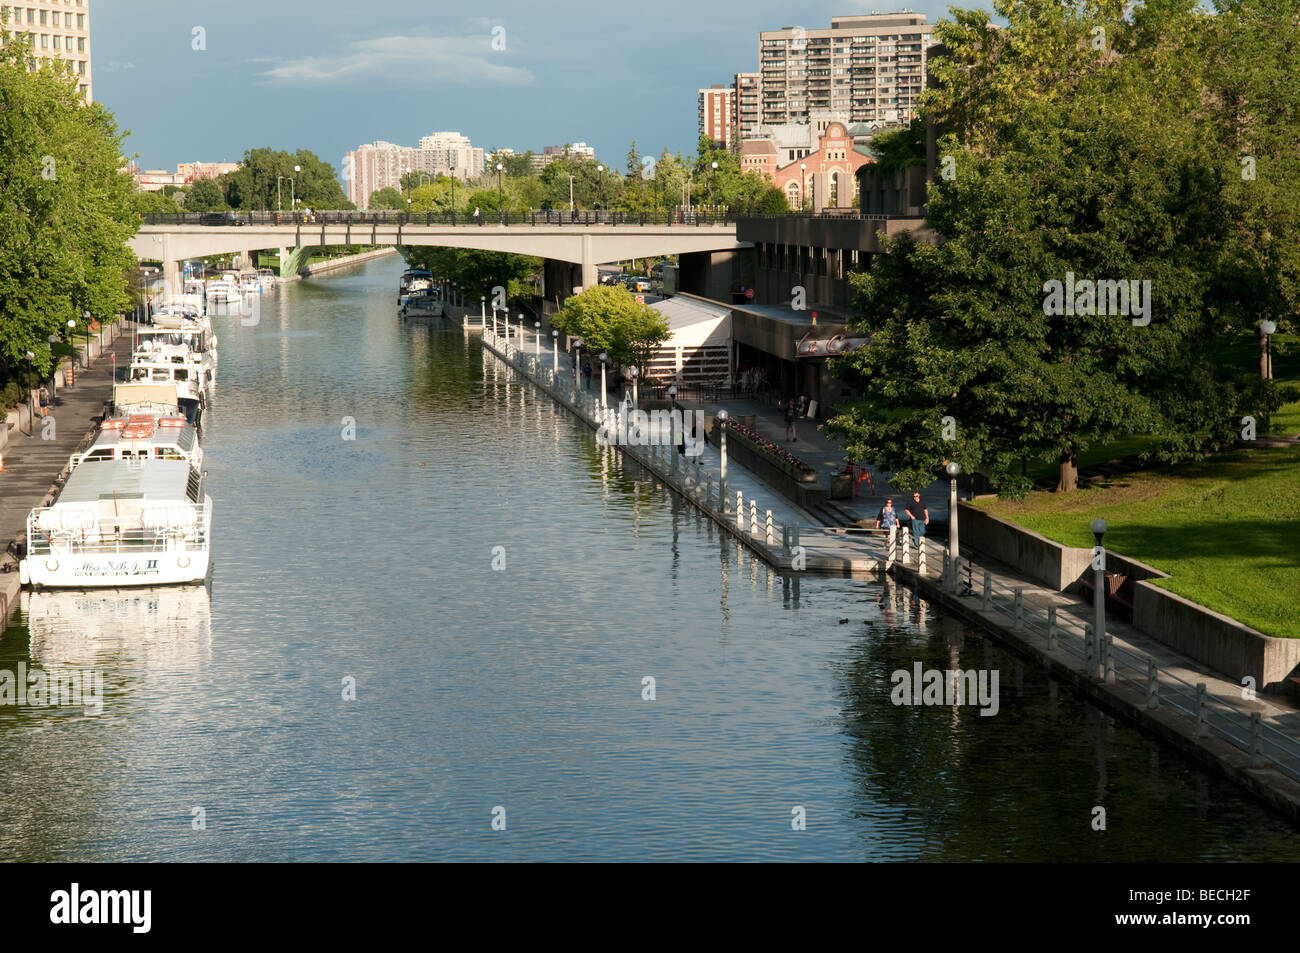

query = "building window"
[77,36,83,50]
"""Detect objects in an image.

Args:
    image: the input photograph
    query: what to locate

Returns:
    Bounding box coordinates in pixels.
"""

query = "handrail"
[900,546,1300,782]
[141,209,750,227]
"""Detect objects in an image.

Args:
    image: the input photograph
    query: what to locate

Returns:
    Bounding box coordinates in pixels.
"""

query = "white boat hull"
[20,550,210,589]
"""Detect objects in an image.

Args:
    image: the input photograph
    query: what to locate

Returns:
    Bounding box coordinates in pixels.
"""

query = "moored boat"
[19,412,213,590]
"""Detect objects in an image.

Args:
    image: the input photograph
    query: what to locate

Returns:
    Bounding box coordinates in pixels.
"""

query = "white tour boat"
[19,413,213,589]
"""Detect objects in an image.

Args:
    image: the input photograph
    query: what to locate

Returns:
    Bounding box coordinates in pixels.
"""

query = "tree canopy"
[549,285,671,369]
[0,26,137,388]
[218,148,352,211]
[827,0,1291,495]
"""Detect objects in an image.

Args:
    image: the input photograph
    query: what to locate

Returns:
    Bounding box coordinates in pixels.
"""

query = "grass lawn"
[976,443,1300,638]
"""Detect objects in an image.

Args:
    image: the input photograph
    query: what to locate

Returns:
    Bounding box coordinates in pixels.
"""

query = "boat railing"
[26,501,211,556]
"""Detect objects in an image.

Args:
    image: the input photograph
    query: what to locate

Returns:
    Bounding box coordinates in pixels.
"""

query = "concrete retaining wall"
[958,502,1092,590]
[960,500,1300,694]
[299,246,397,278]
[1133,583,1300,693]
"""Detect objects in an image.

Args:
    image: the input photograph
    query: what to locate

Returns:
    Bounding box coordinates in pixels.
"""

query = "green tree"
[402,246,541,302]
[368,186,406,210]
[185,176,226,212]
[550,285,670,369]
[221,148,351,211]
[827,0,1236,494]
[0,23,137,387]
[1204,0,1300,396]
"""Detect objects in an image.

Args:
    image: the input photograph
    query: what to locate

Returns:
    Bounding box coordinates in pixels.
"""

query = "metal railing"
[27,501,211,556]
[899,538,1300,783]
[140,209,746,228]
[480,327,797,565]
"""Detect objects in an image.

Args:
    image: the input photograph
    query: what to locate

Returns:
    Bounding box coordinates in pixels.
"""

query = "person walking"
[875,499,899,530]
[582,363,592,391]
[473,207,482,226]
[905,491,929,545]
[38,385,50,418]
[783,399,797,442]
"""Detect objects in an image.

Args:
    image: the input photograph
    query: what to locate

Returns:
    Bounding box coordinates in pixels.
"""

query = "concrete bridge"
[129,210,748,294]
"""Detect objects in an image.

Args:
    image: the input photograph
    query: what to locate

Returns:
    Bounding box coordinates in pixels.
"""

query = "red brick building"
[742,121,876,210]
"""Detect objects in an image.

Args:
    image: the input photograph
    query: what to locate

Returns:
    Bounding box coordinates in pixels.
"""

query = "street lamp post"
[534,321,542,356]
[709,159,718,211]
[574,338,582,387]
[628,365,639,408]
[716,405,728,484]
[24,350,36,434]
[1261,319,1277,435]
[82,311,92,367]
[945,460,960,591]
[552,330,559,372]
[496,162,504,222]
[599,352,608,409]
[800,162,808,211]
[47,333,58,397]
[291,164,300,216]
[1091,518,1108,675]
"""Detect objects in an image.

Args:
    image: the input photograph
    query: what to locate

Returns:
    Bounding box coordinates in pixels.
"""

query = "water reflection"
[24,586,213,672]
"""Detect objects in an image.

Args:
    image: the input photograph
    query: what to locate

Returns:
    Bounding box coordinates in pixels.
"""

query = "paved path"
[896,538,1300,816]
[0,322,136,624]
[1,327,134,558]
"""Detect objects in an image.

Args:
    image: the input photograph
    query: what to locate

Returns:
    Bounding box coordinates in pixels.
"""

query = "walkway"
[896,536,1300,818]
[1,322,135,624]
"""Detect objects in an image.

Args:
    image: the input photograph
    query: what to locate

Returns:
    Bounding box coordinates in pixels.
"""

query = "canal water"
[2,255,1298,862]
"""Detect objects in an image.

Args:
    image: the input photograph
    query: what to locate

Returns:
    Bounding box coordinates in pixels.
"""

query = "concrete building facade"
[698,84,735,148]
[758,12,933,128]
[2,0,92,101]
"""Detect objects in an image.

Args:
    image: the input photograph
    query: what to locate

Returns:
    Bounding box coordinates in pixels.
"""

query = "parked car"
[628,277,652,293]
[199,212,244,227]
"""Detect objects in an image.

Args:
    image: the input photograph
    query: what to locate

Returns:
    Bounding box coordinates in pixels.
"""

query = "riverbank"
[287,246,398,280]
[890,540,1300,821]
[475,313,1300,824]
[0,320,136,627]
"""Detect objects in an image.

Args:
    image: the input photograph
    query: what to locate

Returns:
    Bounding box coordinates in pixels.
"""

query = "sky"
[93,0,952,176]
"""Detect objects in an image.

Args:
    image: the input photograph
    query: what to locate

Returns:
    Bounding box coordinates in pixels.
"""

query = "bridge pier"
[162,258,183,296]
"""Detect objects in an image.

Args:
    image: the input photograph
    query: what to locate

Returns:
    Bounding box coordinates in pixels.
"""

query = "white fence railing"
[900,537,1300,784]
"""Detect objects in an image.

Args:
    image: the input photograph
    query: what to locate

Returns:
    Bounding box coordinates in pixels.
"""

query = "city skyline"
[91,0,952,179]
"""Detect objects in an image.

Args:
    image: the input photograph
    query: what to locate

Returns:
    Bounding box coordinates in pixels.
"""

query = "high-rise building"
[346,141,417,208]
[758,13,934,128]
[1,0,93,102]
[345,131,487,207]
[698,84,734,147]
[734,72,761,140]
[416,131,485,181]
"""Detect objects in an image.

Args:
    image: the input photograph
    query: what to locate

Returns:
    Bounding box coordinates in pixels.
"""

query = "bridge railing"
[140,209,749,228]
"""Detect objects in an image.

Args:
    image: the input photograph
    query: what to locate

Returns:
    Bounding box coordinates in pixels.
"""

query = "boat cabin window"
[83,448,114,461]
[186,468,202,502]
[174,369,189,381]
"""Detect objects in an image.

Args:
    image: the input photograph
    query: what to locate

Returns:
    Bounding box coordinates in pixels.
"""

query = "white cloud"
[104,61,135,72]
[254,34,532,87]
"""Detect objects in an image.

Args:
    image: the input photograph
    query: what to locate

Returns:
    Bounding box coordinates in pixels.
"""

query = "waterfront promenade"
[475,315,1300,820]
[0,323,135,626]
